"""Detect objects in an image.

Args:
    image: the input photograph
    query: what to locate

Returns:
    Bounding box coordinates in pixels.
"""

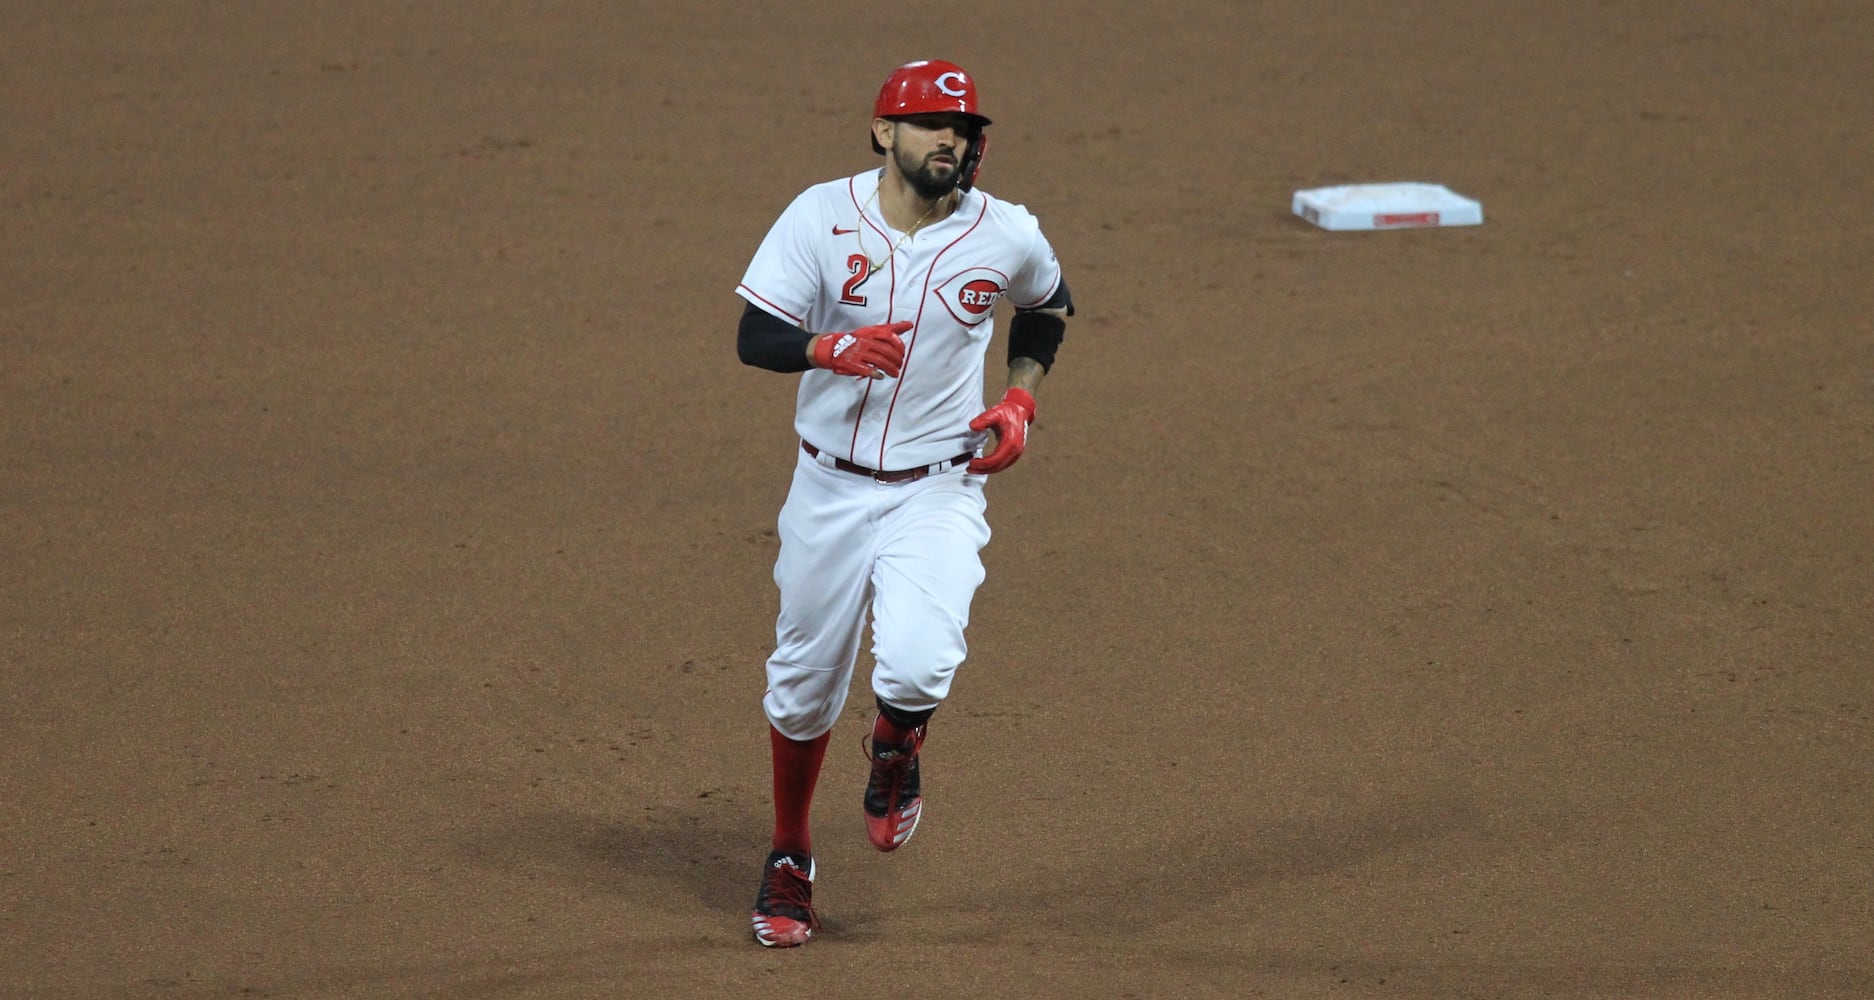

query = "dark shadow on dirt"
[454,804,766,918]
[966,792,1513,932]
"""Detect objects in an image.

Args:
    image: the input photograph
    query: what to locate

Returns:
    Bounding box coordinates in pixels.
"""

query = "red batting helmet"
[869,59,992,155]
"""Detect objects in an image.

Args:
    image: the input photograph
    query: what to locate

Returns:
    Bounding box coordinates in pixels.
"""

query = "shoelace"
[760,861,817,925]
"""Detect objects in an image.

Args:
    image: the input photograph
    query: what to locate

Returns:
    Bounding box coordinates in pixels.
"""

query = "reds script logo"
[934,266,1009,328]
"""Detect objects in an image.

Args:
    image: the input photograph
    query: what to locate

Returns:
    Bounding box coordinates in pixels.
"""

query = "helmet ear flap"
[958,130,988,192]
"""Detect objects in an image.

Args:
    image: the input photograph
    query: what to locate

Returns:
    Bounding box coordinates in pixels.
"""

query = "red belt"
[801,440,973,484]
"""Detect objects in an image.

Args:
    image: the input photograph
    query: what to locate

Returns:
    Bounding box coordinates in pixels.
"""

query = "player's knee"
[764,695,841,742]
[872,671,951,714]
[876,630,961,677]
[872,642,962,709]
[763,666,850,740]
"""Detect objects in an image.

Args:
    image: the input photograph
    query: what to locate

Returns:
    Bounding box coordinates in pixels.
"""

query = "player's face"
[888,114,975,200]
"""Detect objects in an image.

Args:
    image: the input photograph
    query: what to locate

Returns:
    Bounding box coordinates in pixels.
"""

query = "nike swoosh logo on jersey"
[832,225,858,235]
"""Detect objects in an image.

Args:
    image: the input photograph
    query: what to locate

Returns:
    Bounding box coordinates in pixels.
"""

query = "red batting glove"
[967,387,1037,474]
[812,321,912,379]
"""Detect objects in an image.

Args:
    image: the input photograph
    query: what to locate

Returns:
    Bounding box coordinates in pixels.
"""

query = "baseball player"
[735,59,1073,947]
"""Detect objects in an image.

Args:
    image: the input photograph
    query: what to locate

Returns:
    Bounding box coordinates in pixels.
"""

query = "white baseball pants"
[762,448,991,741]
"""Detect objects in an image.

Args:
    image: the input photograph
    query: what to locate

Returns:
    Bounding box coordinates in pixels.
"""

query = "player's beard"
[895,145,962,201]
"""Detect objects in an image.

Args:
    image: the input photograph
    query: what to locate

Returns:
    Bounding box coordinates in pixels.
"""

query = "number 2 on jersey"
[839,254,870,306]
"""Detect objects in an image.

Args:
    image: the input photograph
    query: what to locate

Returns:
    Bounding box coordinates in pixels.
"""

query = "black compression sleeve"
[1008,310,1067,373]
[737,301,814,373]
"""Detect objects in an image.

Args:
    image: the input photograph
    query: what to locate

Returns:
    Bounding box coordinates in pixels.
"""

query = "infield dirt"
[4,3,1870,997]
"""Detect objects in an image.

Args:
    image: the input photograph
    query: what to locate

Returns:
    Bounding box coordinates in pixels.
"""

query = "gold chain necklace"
[858,188,943,274]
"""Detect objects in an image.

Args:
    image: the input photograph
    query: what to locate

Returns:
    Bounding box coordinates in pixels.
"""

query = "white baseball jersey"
[737,168,1063,471]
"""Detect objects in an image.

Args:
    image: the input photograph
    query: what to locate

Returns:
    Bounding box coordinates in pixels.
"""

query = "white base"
[1292,182,1483,231]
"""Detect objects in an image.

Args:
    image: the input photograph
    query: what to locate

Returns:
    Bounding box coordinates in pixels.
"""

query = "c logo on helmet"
[934,72,968,97]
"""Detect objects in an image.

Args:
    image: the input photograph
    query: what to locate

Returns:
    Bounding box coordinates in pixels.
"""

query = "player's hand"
[811,322,912,379]
[967,387,1037,474]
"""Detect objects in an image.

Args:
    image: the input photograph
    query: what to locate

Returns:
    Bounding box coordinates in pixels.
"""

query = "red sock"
[871,711,919,747]
[770,726,830,856]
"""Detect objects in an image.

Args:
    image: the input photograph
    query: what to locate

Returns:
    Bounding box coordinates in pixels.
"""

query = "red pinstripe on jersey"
[738,284,804,325]
[875,197,987,469]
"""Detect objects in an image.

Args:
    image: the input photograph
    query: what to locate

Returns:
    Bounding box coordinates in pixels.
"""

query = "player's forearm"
[1005,356,1045,396]
[737,301,814,373]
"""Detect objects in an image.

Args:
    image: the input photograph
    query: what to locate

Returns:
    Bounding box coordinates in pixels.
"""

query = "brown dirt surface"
[5,3,1871,998]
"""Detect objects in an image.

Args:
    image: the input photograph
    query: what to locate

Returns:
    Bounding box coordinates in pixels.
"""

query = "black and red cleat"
[864,728,926,852]
[751,849,818,947]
